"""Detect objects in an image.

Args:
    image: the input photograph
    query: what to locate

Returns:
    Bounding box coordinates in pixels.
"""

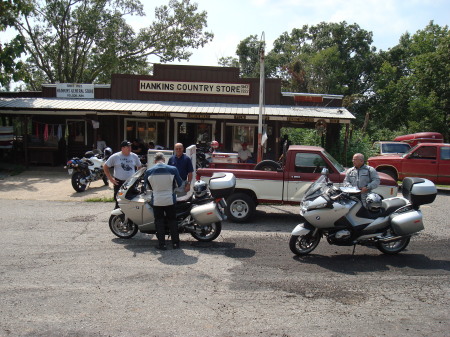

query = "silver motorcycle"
[109,168,236,242]
[289,169,437,256]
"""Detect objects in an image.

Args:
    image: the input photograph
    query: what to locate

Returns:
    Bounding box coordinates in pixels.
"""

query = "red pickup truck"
[197,145,398,222]
[368,143,450,184]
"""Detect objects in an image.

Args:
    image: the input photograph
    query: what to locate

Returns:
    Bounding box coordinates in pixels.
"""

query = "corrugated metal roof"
[0,97,355,119]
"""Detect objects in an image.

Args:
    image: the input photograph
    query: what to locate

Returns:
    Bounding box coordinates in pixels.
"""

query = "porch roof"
[0,97,355,121]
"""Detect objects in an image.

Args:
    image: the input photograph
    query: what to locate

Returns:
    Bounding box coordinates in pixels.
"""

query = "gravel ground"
[0,168,448,337]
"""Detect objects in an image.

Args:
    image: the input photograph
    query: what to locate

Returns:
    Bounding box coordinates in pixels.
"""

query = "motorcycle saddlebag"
[390,210,424,235]
[402,177,437,207]
[208,172,236,199]
[191,202,225,225]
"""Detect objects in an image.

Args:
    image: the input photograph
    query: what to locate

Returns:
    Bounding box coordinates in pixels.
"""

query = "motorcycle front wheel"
[377,237,410,255]
[109,214,138,239]
[289,233,321,256]
[71,171,87,192]
[190,222,222,242]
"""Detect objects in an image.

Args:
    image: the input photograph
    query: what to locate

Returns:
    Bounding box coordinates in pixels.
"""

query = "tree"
[370,22,449,140]
[12,0,213,88]
[0,0,32,88]
[268,22,378,97]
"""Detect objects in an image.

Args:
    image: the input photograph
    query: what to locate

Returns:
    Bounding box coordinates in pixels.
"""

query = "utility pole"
[257,32,265,163]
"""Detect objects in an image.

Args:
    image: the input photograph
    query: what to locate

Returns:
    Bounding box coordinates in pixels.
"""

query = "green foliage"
[371,21,449,140]
[0,0,32,88]
[85,196,115,202]
[218,56,239,68]
[280,126,383,167]
[268,22,377,96]
[11,0,214,88]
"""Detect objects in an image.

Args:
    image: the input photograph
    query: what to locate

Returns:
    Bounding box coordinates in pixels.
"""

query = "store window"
[232,125,255,152]
[125,119,165,148]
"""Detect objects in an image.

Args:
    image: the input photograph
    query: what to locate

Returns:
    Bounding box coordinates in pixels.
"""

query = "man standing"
[144,152,183,250]
[168,143,194,194]
[344,153,380,205]
[103,140,142,208]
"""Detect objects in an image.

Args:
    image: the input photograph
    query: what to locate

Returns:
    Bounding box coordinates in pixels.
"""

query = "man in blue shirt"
[144,152,183,250]
[168,143,194,195]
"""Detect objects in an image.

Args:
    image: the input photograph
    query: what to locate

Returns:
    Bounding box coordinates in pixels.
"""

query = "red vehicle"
[394,132,443,147]
[198,145,398,222]
[368,143,450,184]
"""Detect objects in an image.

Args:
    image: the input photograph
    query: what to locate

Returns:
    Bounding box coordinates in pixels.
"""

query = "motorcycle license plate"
[68,169,73,175]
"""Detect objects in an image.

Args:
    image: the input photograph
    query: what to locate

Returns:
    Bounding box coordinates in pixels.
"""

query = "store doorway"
[175,120,215,149]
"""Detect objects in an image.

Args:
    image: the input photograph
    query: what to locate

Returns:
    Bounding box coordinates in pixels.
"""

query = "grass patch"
[85,196,115,202]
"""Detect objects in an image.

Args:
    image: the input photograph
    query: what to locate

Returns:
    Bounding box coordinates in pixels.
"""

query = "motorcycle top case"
[208,172,236,199]
[390,210,424,236]
[191,202,225,225]
[402,177,437,206]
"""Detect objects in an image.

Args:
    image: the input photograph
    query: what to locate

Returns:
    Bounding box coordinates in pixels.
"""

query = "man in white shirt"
[103,140,142,208]
[238,142,252,163]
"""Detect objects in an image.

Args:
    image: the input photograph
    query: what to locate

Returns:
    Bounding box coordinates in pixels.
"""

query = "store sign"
[139,80,250,96]
[56,83,94,99]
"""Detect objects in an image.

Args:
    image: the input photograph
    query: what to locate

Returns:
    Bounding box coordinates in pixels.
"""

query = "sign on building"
[140,80,250,96]
[56,83,94,99]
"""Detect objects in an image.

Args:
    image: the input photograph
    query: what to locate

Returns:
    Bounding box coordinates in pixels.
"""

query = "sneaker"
[173,243,180,249]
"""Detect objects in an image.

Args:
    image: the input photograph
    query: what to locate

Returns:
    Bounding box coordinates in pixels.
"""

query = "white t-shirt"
[238,149,252,161]
[105,152,142,181]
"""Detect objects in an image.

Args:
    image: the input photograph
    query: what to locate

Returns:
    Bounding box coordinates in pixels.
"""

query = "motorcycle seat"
[380,198,408,215]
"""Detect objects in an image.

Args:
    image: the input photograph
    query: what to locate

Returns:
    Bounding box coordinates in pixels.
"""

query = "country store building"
[0,64,354,166]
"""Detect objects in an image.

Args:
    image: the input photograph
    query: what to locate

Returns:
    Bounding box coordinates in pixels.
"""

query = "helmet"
[103,147,113,159]
[366,193,382,212]
[193,180,208,198]
[211,140,219,149]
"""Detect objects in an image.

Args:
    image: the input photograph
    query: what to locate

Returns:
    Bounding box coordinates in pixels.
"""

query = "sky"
[1,0,449,72]
[140,0,449,67]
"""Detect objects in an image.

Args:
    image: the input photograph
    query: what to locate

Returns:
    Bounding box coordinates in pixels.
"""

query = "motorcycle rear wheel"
[377,237,410,255]
[289,233,321,256]
[71,172,87,192]
[109,214,138,239]
[190,222,222,242]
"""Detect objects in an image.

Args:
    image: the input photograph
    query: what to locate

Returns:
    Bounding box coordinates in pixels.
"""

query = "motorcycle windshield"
[121,167,146,190]
[303,175,327,201]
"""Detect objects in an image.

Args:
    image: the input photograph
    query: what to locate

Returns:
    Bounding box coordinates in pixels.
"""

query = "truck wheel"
[226,193,255,223]
[254,160,281,171]
[379,168,398,181]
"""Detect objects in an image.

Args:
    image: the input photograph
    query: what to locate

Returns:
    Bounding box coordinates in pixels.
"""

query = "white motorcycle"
[289,169,437,256]
[64,148,112,192]
[109,168,236,242]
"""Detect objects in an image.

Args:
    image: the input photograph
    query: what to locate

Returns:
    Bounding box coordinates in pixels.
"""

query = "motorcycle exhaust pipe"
[378,235,406,243]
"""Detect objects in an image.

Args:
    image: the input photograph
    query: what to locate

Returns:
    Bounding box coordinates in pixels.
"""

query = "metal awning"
[0,97,355,122]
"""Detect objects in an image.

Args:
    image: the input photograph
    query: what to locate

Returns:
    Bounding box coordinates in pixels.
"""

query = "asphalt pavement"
[0,165,449,336]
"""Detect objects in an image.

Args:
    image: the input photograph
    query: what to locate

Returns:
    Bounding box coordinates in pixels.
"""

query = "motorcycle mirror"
[321,168,329,175]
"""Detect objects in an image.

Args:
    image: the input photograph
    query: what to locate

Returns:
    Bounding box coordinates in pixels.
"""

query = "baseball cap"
[120,140,131,147]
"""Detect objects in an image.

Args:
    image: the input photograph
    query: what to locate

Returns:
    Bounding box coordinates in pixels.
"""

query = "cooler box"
[191,201,226,225]
[209,172,236,198]
[402,177,437,206]
[211,152,239,163]
[147,149,173,167]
